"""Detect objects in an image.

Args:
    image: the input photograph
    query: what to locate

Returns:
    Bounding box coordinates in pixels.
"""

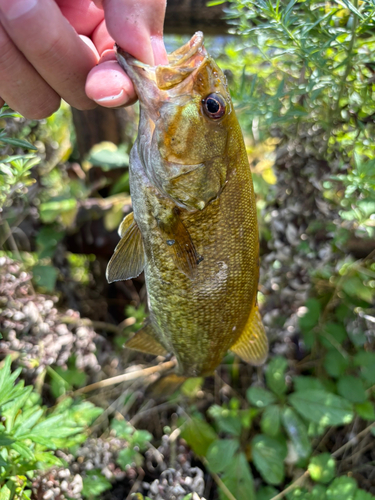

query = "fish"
[107,32,268,378]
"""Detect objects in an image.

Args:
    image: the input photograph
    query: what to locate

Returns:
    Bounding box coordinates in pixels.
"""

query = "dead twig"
[71,360,177,395]
[332,422,375,458]
[270,471,310,500]
[202,458,237,500]
[60,315,135,335]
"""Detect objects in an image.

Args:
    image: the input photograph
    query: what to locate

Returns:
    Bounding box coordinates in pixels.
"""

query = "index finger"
[0,0,99,110]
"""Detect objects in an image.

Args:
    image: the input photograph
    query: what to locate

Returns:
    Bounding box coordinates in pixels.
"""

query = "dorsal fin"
[230,305,268,366]
[106,212,145,283]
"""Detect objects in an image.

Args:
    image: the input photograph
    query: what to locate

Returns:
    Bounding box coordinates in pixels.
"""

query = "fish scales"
[107,32,268,378]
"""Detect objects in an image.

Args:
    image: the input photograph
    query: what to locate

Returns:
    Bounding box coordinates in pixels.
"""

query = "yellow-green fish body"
[107,33,268,377]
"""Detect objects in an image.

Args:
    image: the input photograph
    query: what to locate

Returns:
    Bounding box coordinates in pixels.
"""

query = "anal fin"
[230,306,268,365]
[148,373,187,397]
[158,208,202,280]
[106,212,145,283]
[126,322,168,356]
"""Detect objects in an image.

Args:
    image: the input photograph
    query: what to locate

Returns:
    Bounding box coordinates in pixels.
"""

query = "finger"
[0,0,99,110]
[0,97,5,109]
[102,0,168,65]
[86,59,137,107]
[56,0,103,37]
[0,23,60,119]
[92,19,115,56]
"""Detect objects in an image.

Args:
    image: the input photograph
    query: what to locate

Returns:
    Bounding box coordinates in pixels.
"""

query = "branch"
[60,316,135,335]
[72,360,177,395]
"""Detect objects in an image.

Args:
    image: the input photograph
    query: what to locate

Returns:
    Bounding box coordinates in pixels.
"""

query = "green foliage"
[252,434,287,485]
[308,453,336,484]
[0,357,102,499]
[111,419,152,469]
[81,470,112,499]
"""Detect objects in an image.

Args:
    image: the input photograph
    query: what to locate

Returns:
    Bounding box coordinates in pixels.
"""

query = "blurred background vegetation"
[1,0,375,499]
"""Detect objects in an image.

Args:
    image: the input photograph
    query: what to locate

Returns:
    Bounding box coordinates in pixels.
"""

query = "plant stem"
[72,359,177,395]
[332,0,359,120]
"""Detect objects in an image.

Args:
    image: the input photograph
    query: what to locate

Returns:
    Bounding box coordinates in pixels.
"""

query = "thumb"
[100,0,168,65]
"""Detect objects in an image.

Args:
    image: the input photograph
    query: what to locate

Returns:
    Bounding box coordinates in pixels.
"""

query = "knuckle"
[23,96,61,120]
[72,100,97,112]
[32,34,64,63]
[0,37,18,73]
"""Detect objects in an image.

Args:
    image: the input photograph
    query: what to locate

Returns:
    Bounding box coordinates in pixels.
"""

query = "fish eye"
[202,93,226,119]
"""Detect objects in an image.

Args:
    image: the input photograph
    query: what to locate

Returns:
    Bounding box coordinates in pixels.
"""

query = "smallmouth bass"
[107,33,268,378]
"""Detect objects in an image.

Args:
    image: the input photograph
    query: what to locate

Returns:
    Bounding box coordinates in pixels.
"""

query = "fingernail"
[94,89,125,104]
[0,0,38,20]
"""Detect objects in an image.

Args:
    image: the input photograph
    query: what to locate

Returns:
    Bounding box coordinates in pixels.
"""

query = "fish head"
[117,32,237,211]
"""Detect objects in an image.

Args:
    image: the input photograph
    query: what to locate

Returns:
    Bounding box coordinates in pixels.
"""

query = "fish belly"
[132,146,259,377]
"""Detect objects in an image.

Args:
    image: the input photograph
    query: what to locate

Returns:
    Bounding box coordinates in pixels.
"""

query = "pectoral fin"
[106,213,145,283]
[230,306,268,365]
[126,322,168,356]
[158,209,202,280]
[118,211,135,238]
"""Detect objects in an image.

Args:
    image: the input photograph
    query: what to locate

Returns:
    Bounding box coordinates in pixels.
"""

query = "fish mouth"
[115,32,207,96]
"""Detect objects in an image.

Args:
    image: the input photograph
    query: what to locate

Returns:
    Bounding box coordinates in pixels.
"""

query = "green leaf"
[207,0,226,5]
[86,142,129,171]
[334,0,364,19]
[206,439,239,474]
[0,136,37,150]
[354,352,375,383]
[289,390,354,426]
[354,401,375,420]
[251,434,287,485]
[11,441,35,461]
[32,264,57,292]
[0,435,15,446]
[180,416,217,457]
[247,386,277,407]
[265,357,288,396]
[320,323,347,349]
[342,276,373,304]
[132,430,152,451]
[311,485,328,499]
[39,198,77,224]
[294,377,325,392]
[308,453,336,484]
[221,452,255,500]
[299,299,321,332]
[282,407,311,459]
[117,447,137,469]
[324,350,349,378]
[0,483,12,500]
[261,405,281,438]
[208,404,242,436]
[111,419,133,439]
[257,486,279,500]
[326,477,357,500]
[337,376,366,404]
[354,489,375,500]
[82,470,112,498]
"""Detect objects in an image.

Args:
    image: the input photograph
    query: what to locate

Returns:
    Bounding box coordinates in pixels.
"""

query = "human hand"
[0,0,167,119]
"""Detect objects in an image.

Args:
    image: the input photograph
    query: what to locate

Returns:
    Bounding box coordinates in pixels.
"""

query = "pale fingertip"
[79,35,100,62]
[92,19,115,56]
[85,60,137,107]
[151,35,168,66]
